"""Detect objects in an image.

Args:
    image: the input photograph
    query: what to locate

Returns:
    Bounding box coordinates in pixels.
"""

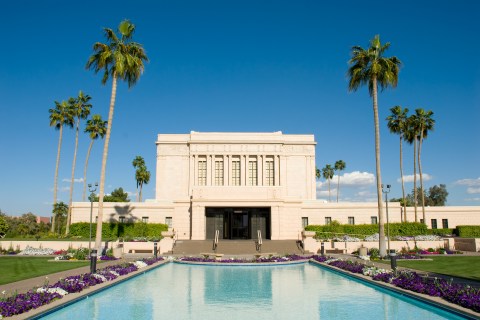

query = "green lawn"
[391,256,480,281]
[0,256,91,285]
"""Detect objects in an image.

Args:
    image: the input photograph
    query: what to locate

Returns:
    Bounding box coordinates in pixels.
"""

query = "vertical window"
[215,160,224,186]
[431,219,438,229]
[265,158,274,186]
[198,159,207,186]
[119,216,125,223]
[420,219,424,224]
[248,159,258,186]
[232,158,241,186]
[142,216,149,223]
[165,217,172,228]
[442,219,448,229]
[348,217,355,225]
[302,217,309,229]
[325,217,332,225]
[371,216,378,224]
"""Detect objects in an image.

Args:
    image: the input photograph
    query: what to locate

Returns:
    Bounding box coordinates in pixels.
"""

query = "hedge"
[456,226,480,238]
[305,222,428,238]
[69,222,169,239]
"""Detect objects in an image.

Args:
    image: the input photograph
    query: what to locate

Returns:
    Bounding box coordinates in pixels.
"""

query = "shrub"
[69,222,168,239]
[305,222,428,238]
[456,226,480,238]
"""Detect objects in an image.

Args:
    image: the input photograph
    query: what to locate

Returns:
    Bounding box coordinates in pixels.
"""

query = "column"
[258,155,264,186]
[241,154,246,186]
[274,155,280,186]
[193,155,197,186]
[224,155,229,186]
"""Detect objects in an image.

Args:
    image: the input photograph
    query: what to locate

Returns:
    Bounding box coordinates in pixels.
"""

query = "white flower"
[133,261,148,269]
[92,274,107,282]
[37,287,69,296]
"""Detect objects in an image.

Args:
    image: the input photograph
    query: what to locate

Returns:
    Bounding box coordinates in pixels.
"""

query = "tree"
[334,160,346,203]
[92,187,130,202]
[16,213,40,236]
[415,108,435,223]
[347,35,401,257]
[0,214,9,238]
[49,100,74,233]
[322,164,334,202]
[426,184,448,206]
[82,115,107,201]
[86,20,148,251]
[132,156,151,201]
[66,91,92,235]
[53,202,68,234]
[386,106,409,221]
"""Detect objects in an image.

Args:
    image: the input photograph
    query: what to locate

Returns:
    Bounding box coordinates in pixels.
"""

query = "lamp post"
[382,184,391,253]
[88,182,98,257]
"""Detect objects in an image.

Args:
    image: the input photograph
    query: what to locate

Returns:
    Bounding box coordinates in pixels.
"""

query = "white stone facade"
[71,132,480,240]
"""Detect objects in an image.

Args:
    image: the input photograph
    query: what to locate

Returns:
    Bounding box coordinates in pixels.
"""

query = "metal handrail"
[213,230,219,252]
[256,230,263,252]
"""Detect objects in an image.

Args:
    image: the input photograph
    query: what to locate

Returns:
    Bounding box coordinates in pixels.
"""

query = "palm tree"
[386,106,409,222]
[334,160,346,202]
[82,115,107,201]
[405,114,419,222]
[347,35,401,257]
[49,100,74,233]
[66,91,92,234]
[322,165,334,202]
[86,20,148,251]
[136,166,151,202]
[415,108,435,223]
[53,201,68,234]
[132,156,150,201]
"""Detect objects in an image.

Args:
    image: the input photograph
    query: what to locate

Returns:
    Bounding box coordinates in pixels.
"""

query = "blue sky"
[0,0,479,216]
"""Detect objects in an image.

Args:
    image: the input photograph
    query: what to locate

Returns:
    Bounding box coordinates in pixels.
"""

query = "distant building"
[36,216,51,224]
[71,132,480,240]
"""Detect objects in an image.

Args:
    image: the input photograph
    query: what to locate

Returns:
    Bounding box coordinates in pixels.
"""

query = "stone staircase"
[171,239,306,255]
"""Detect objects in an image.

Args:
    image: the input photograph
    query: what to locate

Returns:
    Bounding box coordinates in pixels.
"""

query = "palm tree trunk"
[400,136,407,222]
[95,74,117,252]
[82,140,94,201]
[336,174,340,203]
[328,179,331,202]
[372,77,386,257]
[418,129,426,223]
[413,137,418,222]
[66,120,80,235]
[139,183,143,202]
[51,126,64,233]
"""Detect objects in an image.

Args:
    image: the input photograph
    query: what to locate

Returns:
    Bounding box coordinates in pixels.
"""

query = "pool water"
[40,262,468,319]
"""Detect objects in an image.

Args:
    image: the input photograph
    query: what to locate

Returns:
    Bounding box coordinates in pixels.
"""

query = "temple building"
[71,132,480,240]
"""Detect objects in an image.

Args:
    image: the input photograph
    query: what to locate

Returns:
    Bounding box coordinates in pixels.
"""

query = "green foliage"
[403,185,448,207]
[305,222,428,238]
[369,248,380,259]
[69,222,168,239]
[426,228,455,236]
[457,226,480,238]
[0,214,9,236]
[92,187,130,202]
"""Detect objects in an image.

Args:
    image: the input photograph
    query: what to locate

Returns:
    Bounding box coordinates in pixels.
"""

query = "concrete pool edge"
[309,260,480,320]
[14,260,170,320]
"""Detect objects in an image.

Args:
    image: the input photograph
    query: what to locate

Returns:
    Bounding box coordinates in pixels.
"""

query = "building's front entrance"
[205,207,270,240]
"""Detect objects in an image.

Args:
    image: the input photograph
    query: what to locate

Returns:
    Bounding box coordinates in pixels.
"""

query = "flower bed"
[315,256,480,313]
[0,257,164,318]
[177,254,311,264]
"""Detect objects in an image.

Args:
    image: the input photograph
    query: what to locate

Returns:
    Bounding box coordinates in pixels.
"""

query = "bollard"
[154,242,158,259]
[90,249,97,274]
[321,242,325,256]
[389,249,397,275]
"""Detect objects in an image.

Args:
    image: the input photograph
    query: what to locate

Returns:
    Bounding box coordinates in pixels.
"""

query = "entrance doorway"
[205,207,270,240]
